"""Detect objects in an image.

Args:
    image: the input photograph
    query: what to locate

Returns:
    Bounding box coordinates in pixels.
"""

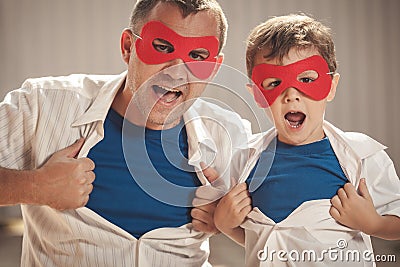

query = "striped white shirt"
[238,122,400,267]
[0,72,254,266]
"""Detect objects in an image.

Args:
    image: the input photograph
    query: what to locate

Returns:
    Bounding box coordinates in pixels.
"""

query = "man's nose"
[283,87,302,103]
[162,58,190,81]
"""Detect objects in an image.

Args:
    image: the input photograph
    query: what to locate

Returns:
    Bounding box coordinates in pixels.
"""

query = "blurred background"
[0,0,399,266]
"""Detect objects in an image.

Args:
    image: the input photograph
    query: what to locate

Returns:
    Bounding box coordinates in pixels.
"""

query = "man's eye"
[299,77,315,83]
[262,79,281,90]
[189,49,210,61]
[152,39,174,53]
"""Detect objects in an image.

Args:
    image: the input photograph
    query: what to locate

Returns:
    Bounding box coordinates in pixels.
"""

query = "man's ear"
[121,29,134,64]
[209,54,224,79]
[327,73,340,102]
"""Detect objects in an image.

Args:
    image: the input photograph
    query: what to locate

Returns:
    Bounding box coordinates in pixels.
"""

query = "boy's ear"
[246,83,269,108]
[121,29,134,64]
[327,73,340,102]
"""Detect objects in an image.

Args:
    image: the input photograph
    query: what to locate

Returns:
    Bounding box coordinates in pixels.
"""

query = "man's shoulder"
[20,73,120,96]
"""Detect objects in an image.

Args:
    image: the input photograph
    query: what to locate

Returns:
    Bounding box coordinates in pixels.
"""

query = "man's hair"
[129,0,228,52]
[246,14,337,77]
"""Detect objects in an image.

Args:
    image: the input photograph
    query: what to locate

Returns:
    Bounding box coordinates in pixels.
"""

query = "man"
[0,0,253,266]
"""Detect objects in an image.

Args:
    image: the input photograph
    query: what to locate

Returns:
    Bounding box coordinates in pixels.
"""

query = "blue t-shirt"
[86,108,200,238]
[247,137,348,223]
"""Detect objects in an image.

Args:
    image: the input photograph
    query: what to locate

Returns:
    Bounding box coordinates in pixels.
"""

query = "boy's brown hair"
[246,14,337,77]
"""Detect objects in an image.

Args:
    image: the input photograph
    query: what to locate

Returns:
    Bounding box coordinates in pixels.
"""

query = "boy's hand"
[329,178,381,235]
[214,183,252,233]
[191,162,220,234]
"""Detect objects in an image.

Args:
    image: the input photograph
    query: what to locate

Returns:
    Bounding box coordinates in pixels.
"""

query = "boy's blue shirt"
[247,137,348,223]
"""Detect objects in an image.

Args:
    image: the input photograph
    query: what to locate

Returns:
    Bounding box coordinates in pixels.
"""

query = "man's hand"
[330,178,380,234]
[33,138,95,210]
[191,162,220,234]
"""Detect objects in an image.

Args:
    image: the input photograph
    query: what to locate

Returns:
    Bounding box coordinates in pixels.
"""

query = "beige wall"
[1,0,399,170]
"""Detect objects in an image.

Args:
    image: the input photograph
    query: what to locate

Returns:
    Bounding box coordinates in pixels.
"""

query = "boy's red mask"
[134,20,221,80]
[251,55,333,107]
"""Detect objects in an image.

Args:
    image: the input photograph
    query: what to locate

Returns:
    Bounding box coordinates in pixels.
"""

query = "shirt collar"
[72,71,127,127]
[183,99,218,166]
[323,121,386,160]
[257,121,386,161]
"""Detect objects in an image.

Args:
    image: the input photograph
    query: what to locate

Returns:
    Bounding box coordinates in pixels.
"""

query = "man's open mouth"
[152,85,183,103]
[284,111,306,128]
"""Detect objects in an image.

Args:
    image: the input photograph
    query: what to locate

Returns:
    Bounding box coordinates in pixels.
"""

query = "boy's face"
[252,47,339,145]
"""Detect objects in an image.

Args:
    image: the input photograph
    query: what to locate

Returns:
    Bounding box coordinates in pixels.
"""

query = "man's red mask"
[134,20,221,80]
[251,55,333,107]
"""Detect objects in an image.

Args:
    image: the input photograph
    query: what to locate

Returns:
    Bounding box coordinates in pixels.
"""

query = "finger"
[79,194,90,208]
[86,171,96,184]
[337,188,348,201]
[194,202,216,213]
[192,219,218,234]
[84,183,94,195]
[229,183,248,197]
[343,182,358,198]
[330,195,342,209]
[329,206,341,219]
[80,158,95,171]
[193,185,225,206]
[191,208,212,224]
[357,178,372,201]
[239,205,252,218]
[61,138,85,158]
[200,162,219,183]
[237,198,252,214]
[235,189,251,204]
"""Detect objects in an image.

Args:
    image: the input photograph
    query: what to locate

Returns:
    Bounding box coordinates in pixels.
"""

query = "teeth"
[288,121,301,128]
[159,85,180,93]
[165,94,179,103]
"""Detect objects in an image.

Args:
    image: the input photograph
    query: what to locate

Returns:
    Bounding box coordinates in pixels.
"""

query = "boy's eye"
[299,77,315,83]
[189,48,210,61]
[297,70,318,83]
[262,78,281,90]
[152,38,174,53]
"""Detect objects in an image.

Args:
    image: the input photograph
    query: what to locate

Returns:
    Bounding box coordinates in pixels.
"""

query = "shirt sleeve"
[0,86,38,170]
[363,150,400,217]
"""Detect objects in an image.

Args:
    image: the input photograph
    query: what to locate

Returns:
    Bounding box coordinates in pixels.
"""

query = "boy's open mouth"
[284,111,306,128]
[152,85,183,103]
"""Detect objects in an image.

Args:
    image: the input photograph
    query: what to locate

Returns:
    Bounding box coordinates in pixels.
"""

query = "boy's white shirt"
[0,71,253,267]
[236,121,400,267]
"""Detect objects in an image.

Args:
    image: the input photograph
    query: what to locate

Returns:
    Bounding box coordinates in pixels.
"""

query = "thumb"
[60,138,85,158]
[358,178,372,200]
[200,162,219,183]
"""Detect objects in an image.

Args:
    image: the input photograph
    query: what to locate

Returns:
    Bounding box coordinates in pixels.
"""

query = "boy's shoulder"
[324,121,387,159]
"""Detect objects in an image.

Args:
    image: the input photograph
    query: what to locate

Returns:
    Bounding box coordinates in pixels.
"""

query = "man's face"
[252,47,339,145]
[123,2,221,130]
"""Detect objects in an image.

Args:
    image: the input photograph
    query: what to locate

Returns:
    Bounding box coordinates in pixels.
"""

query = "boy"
[213,14,400,266]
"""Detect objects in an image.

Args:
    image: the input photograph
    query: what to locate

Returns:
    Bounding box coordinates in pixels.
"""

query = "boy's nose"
[283,87,301,103]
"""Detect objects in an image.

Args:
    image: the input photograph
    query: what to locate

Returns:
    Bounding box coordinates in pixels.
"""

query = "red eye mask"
[135,20,221,80]
[251,55,332,107]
